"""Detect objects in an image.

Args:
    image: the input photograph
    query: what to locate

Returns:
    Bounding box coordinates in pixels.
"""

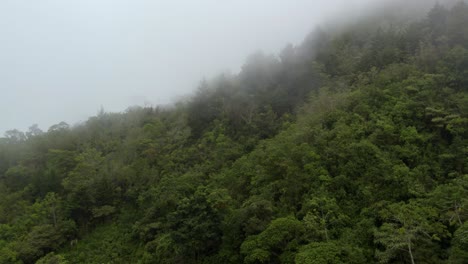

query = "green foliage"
[375,201,448,263]
[240,216,304,263]
[449,221,468,263]
[0,3,467,263]
[36,252,68,264]
[295,241,365,264]
[61,224,138,264]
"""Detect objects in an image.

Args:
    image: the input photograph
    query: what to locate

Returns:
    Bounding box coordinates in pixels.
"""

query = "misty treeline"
[1,2,468,263]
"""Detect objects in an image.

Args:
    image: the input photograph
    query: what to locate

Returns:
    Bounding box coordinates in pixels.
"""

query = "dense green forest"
[1,2,467,263]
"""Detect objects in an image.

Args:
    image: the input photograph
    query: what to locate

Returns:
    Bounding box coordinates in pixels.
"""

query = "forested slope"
[0,2,467,263]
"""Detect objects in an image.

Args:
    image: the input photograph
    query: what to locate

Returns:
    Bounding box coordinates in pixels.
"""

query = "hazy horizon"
[0,0,432,134]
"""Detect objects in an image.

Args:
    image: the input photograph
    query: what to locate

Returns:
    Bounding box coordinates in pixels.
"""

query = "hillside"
[0,2,467,263]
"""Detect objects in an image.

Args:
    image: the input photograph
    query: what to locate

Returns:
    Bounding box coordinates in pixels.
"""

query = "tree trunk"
[455,201,463,226]
[408,239,415,264]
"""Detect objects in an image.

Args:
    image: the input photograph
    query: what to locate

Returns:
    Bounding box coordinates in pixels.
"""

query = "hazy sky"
[0,0,381,134]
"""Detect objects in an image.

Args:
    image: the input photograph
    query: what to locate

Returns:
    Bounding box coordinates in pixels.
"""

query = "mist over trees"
[0,1,467,263]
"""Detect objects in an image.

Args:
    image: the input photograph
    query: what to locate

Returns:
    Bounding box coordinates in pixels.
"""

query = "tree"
[4,129,26,143]
[295,241,365,264]
[375,201,447,264]
[449,221,468,263]
[47,122,69,133]
[36,252,68,264]
[302,195,348,242]
[26,124,44,139]
[427,2,448,41]
[163,187,223,262]
[61,148,106,225]
[447,1,468,47]
[429,175,468,227]
[240,216,304,263]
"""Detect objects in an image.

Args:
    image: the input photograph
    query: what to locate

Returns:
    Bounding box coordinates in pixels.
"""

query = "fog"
[0,0,438,134]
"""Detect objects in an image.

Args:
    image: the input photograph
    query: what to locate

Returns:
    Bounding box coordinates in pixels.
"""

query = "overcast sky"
[0,0,388,134]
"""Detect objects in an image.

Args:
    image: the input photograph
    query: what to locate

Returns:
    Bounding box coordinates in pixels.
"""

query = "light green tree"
[375,201,447,264]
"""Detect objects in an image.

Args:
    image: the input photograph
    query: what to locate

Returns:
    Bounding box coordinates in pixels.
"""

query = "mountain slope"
[0,2,467,264]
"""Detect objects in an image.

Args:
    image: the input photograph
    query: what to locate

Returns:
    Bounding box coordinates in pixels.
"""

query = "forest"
[0,2,467,263]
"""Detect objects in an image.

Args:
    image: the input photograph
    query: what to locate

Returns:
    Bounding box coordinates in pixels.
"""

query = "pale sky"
[0,0,417,134]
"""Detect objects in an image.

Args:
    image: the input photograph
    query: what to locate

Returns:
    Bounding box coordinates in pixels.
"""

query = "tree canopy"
[0,2,467,263]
